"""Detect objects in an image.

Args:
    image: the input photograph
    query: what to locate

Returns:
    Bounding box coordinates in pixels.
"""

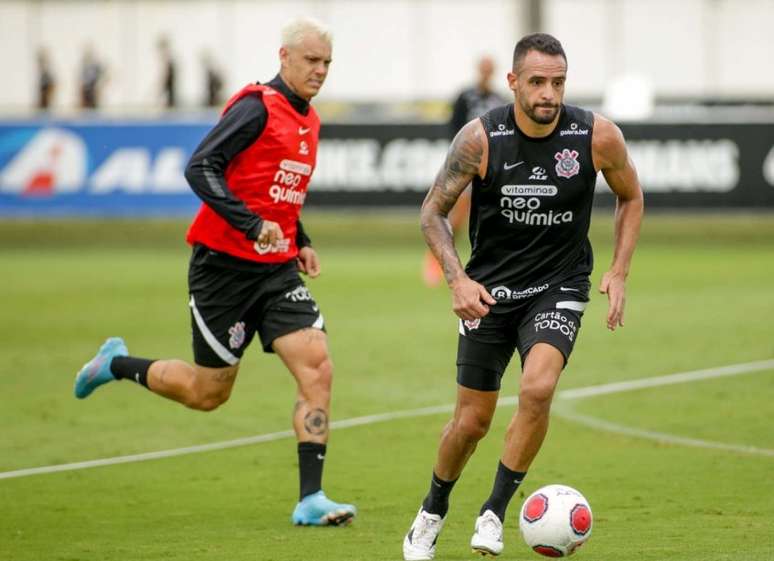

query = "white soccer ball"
[518,484,593,557]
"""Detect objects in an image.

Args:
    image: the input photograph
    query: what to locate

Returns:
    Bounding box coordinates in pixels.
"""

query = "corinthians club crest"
[228,321,246,350]
[554,148,580,179]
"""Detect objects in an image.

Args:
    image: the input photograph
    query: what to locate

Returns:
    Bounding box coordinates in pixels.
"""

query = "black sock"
[110,356,154,388]
[421,472,458,518]
[480,462,526,521]
[298,442,326,500]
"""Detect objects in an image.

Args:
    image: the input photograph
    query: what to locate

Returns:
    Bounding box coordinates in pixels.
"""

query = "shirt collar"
[266,74,310,116]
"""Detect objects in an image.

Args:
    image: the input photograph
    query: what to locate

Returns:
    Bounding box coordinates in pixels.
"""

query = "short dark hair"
[513,33,567,71]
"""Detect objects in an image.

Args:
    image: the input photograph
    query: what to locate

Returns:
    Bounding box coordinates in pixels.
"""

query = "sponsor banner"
[317,121,774,208]
[596,122,774,208]
[0,120,210,216]
[1,118,773,215]
[311,123,448,206]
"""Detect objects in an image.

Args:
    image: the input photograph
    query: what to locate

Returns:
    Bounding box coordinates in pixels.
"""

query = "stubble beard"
[519,96,559,125]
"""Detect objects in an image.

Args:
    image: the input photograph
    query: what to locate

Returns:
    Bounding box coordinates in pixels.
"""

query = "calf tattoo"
[304,408,328,436]
[212,368,237,383]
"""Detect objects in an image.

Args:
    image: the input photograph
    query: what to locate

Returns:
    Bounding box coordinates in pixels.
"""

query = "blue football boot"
[291,490,356,526]
[74,337,128,399]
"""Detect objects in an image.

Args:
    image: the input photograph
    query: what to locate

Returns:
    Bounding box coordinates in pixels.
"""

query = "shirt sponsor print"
[534,311,577,342]
[499,183,573,226]
[254,238,290,255]
[559,122,589,137]
[270,164,307,205]
[285,285,313,303]
[489,124,515,138]
[490,283,549,301]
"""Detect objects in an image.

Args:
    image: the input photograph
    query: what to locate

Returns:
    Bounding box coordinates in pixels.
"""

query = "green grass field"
[1,212,773,561]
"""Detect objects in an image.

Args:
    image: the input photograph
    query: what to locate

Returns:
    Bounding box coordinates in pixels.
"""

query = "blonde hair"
[281,17,333,48]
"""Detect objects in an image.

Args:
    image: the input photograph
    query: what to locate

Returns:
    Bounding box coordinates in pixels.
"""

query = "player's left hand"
[297,247,321,278]
[599,270,626,331]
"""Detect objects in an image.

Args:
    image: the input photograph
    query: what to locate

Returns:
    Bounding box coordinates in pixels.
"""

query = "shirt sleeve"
[296,219,312,248]
[184,94,268,240]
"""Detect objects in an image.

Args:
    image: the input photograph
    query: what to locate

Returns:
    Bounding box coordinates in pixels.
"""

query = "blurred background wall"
[1,0,773,113]
[1,0,773,214]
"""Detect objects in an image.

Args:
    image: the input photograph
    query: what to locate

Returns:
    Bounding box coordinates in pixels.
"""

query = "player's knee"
[455,412,491,442]
[519,376,556,411]
[191,394,226,412]
[185,380,231,411]
[316,356,333,388]
[299,356,333,397]
[206,384,233,410]
[191,390,230,411]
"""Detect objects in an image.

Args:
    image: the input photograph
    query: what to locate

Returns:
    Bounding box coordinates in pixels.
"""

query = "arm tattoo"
[420,123,484,284]
[303,408,329,436]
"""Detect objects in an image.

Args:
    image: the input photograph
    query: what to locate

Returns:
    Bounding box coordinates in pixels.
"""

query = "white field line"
[1,360,772,481]
[555,359,774,400]
[0,404,455,481]
[553,407,774,457]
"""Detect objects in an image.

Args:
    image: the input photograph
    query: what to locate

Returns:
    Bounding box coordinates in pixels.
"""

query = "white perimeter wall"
[1,0,773,112]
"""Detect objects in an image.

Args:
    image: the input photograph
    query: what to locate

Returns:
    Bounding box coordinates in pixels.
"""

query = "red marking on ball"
[523,493,549,522]
[534,544,564,557]
[570,504,592,536]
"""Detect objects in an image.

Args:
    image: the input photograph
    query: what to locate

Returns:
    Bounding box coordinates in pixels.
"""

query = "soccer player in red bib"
[74,17,356,527]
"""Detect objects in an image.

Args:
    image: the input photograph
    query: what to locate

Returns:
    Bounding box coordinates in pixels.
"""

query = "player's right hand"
[450,275,496,321]
[257,220,284,247]
[599,270,626,331]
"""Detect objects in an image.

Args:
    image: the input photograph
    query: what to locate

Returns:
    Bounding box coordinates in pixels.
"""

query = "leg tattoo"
[303,408,329,436]
[212,369,237,383]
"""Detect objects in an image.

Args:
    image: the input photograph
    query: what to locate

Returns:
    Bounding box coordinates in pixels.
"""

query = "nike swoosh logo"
[299,127,311,135]
[504,161,524,170]
[560,287,580,292]
[316,454,325,460]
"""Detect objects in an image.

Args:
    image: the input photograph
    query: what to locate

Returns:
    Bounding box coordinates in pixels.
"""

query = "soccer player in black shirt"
[404,34,643,560]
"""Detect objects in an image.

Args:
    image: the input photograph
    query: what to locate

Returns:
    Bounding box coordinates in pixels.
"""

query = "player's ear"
[279,46,289,66]
[507,72,518,93]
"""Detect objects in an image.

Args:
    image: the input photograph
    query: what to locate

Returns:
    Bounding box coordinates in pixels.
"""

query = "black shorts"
[188,245,324,368]
[456,277,590,391]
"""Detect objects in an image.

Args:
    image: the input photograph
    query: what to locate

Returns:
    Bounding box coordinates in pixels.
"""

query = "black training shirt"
[466,104,597,297]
